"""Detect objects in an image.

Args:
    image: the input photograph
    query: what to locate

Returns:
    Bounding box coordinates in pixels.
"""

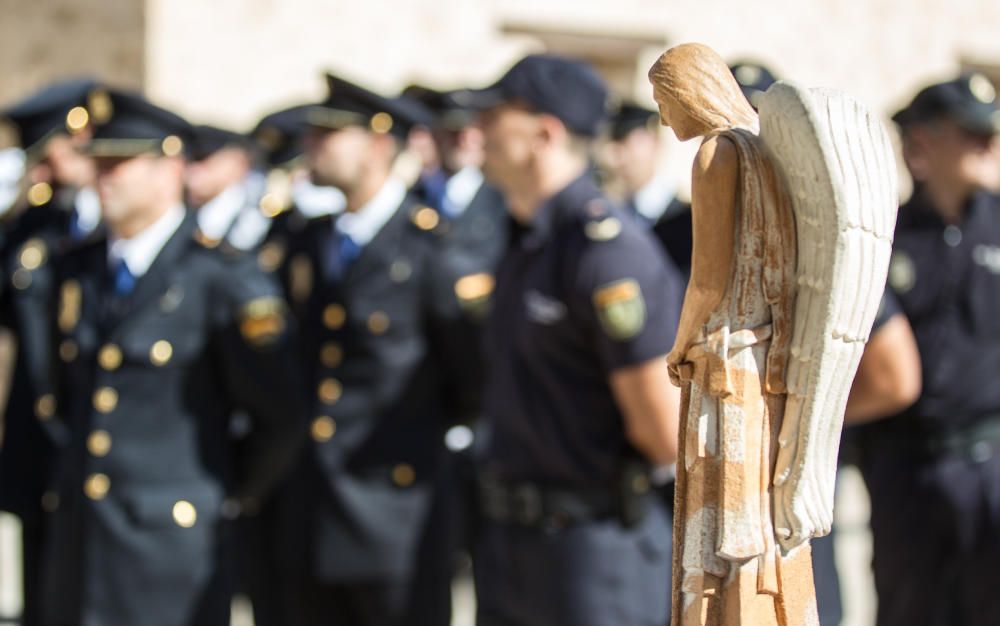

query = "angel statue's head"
[648,43,758,140]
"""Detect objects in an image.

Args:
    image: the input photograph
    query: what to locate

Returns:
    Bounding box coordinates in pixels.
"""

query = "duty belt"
[873,414,1000,462]
[923,415,1000,461]
[479,467,656,531]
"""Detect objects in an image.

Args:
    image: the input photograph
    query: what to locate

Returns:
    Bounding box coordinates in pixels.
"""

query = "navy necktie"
[111,258,136,296]
[421,171,449,216]
[68,210,87,241]
[327,231,361,281]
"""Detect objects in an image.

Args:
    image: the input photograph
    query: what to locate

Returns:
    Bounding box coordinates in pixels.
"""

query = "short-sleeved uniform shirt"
[886,189,1000,434]
[483,174,685,488]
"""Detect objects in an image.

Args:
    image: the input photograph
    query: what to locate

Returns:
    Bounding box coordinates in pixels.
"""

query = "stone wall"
[0,0,145,107]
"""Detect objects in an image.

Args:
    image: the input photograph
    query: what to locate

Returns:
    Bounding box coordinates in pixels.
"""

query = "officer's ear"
[900,125,933,183]
[535,113,570,151]
[370,132,401,165]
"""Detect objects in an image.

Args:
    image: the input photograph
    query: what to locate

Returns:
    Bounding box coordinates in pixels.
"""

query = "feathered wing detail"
[758,82,898,551]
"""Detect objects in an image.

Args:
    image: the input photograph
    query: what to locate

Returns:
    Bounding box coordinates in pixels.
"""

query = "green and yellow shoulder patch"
[592,278,645,340]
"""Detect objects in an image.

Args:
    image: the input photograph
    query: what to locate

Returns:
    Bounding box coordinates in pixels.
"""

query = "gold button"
[41,491,60,513]
[367,311,390,335]
[323,304,346,329]
[320,342,343,368]
[412,207,440,231]
[84,473,110,501]
[370,112,394,134]
[161,135,184,157]
[35,394,56,421]
[93,387,118,413]
[98,344,123,371]
[87,430,112,457]
[27,182,52,207]
[172,500,197,528]
[311,416,337,442]
[317,378,342,404]
[391,464,416,487]
[19,239,46,270]
[149,340,173,366]
[66,106,90,132]
[59,339,79,362]
[454,272,496,302]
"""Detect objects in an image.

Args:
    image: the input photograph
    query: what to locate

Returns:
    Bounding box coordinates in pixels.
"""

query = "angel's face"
[652,85,702,142]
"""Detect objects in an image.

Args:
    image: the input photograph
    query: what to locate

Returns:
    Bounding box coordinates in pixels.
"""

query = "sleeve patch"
[592,278,646,340]
[238,296,287,347]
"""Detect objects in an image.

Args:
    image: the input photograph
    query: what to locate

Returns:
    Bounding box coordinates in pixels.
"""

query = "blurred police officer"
[38,88,305,626]
[604,102,689,275]
[268,74,473,626]
[251,104,346,258]
[860,73,1000,626]
[240,104,350,626]
[0,79,103,246]
[405,85,508,411]
[404,83,512,593]
[808,289,920,626]
[0,78,105,626]
[185,124,271,250]
[463,54,685,626]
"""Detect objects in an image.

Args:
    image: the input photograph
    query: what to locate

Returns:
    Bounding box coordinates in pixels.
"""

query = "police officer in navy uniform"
[464,54,685,626]
[816,289,920,626]
[860,73,1000,626]
[269,74,473,626]
[604,102,690,276]
[185,124,271,251]
[405,86,508,291]
[405,84,508,428]
[251,104,346,266]
[38,88,305,626]
[241,103,350,626]
[404,83,512,591]
[0,78,105,626]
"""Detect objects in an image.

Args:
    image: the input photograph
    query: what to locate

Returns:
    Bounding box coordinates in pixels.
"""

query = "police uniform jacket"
[483,173,684,487]
[0,189,92,516]
[275,190,473,582]
[884,189,1000,436]
[40,210,305,626]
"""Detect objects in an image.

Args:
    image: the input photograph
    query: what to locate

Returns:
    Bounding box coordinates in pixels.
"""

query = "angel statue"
[649,43,898,625]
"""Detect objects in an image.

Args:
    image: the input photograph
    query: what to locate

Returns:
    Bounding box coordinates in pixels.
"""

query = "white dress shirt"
[632,174,677,223]
[107,204,186,277]
[73,186,102,237]
[293,177,347,219]
[334,177,406,247]
[443,166,484,218]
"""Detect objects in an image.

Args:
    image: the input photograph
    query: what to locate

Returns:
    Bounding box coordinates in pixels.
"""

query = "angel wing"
[758,82,898,551]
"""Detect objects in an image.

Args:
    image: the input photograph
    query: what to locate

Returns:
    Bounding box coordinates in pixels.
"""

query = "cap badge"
[735,65,762,87]
[969,74,996,104]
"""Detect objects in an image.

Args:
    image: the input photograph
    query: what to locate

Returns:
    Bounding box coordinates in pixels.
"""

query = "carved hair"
[648,43,758,132]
